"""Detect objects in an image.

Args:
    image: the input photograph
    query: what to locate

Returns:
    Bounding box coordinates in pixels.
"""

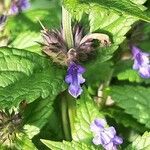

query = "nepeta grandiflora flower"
[65,62,85,98]
[132,46,150,78]
[9,0,30,14]
[90,118,123,150]
[41,24,110,98]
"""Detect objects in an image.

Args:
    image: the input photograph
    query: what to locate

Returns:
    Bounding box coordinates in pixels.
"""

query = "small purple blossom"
[132,46,150,78]
[90,118,123,150]
[9,0,30,15]
[65,62,85,98]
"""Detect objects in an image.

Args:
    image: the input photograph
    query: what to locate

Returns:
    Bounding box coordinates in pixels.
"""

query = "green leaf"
[9,31,42,54]
[0,47,66,109]
[64,0,148,63]
[85,61,113,86]
[23,96,58,138]
[14,133,37,150]
[126,132,150,150]
[63,0,150,22]
[41,140,100,150]
[103,107,147,133]
[110,85,150,128]
[6,7,61,40]
[72,88,104,144]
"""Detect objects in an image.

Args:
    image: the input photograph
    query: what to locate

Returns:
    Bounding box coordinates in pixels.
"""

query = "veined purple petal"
[105,127,116,139]
[68,84,83,98]
[90,119,106,133]
[104,142,117,150]
[101,132,112,145]
[132,46,141,58]
[113,136,123,145]
[65,62,85,98]
[92,135,103,145]
[139,66,150,78]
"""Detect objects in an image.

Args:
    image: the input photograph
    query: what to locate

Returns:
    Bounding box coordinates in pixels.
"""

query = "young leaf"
[0,47,66,109]
[41,140,101,150]
[125,131,150,150]
[72,88,104,144]
[110,85,150,129]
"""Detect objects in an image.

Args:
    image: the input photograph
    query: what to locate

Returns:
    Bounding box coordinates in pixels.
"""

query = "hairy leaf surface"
[0,47,66,109]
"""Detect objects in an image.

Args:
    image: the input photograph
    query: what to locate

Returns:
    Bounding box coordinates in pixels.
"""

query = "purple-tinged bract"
[90,118,123,150]
[132,46,150,78]
[65,62,85,98]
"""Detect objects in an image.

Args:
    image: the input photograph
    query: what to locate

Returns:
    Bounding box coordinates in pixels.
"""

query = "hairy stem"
[62,6,74,49]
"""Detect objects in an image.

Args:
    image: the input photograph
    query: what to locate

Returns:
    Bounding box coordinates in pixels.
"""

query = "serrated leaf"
[64,0,150,22]
[9,31,42,54]
[103,107,147,133]
[126,132,150,150]
[23,96,57,138]
[41,140,100,150]
[64,0,149,63]
[0,47,66,109]
[72,88,104,144]
[110,85,150,128]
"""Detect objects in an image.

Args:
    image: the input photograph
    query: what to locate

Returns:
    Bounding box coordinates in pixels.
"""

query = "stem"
[62,6,74,49]
[61,6,76,141]
[61,94,71,141]
[67,95,76,136]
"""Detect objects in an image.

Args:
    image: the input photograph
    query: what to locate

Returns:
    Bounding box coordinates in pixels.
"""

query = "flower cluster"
[9,0,30,15]
[90,118,123,150]
[132,46,150,78]
[41,24,111,98]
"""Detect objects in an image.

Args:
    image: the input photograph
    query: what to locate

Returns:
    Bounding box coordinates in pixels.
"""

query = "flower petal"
[105,127,116,139]
[68,84,83,98]
[90,119,106,133]
[139,66,150,78]
[113,136,123,145]
[104,142,117,150]
[132,46,141,58]
[92,135,102,145]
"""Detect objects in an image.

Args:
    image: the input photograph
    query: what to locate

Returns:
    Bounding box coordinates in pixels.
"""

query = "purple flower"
[132,46,150,78]
[90,118,123,150]
[65,62,85,98]
[9,0,30,15]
